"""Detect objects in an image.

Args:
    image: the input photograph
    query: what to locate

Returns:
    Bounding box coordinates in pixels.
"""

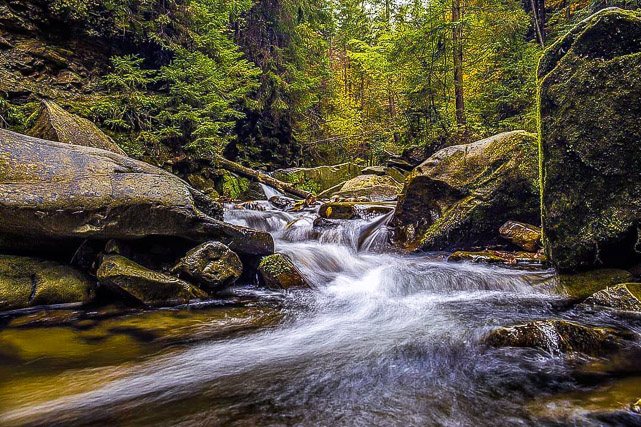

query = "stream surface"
[1,201,641,426]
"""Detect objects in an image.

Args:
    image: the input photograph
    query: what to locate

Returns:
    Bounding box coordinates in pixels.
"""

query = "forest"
[1,0,641,425]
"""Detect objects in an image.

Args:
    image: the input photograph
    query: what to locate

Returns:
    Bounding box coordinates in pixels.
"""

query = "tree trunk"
[530,0,545,47]
[451,0,467,133]
[213,155,315,202]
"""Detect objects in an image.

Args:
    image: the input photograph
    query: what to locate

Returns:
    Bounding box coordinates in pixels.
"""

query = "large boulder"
[331,174,402,201]
[0,255,95,311]
[538,8,641,271]
[97,255,208,306]
[0,129,273,256]
[273,163,363,193]
[171,241,243,291]
[391,131,539,251]
[29,100,126,155]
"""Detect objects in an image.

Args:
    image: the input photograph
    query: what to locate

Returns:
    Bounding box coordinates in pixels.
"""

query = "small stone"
[258,254,310,291]
[499,220,541,252]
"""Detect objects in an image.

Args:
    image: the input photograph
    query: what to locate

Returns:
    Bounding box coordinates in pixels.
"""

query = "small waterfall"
[259,183,284,199]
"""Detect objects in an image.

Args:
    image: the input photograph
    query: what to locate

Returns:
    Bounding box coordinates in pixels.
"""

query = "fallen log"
[213,155,316,203]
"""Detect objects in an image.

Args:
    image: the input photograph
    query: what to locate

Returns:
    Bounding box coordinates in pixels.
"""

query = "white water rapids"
[5,197,627,426]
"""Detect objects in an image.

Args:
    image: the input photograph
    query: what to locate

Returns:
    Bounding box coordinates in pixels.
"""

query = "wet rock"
[258,254,310,291]
[499,221,541,252]
[269,195,295,210]
[273,163,363,193]
[172,242,243,292]
[486,319,634,357]
[0,129,273,256]
[387,158,414,171]
[97,255,208,306]
[319,202,394,220]
[241,181,268,201]
[0,255,95,311]
[29,100,126,155]
[332,175,402,201]
[448,250,546,265]
[392,131,539,252]
[538,8,641,271]
[632,399,641,414]
[583,284,641,312]
[545,269,634,301]
[186,173,219,199]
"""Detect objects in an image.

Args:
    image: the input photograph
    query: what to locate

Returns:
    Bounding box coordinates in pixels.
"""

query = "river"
[0,200,640,426]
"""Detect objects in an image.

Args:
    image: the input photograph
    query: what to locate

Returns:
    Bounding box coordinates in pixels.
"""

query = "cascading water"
[1,201,639,426]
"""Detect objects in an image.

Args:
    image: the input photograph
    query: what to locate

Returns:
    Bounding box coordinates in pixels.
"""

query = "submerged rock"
[0,255,95,311]
[269,195,296,210]
[448,250,546,265]
[172,242,243,292]
[499,221,541,252]
[544,269,635,301]
[258,254,310,291]
[273,163,363,193]
[538,8,641,271]
[318,202,394,220]
[29,100,126,155]
[486,319,633,357]
[583,283,641,312]
[332,175,402,201]
[97,255,208,306]
[0,129,273,256]
[392,131,539,252]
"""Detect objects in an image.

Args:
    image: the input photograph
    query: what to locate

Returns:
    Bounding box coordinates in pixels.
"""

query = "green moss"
[273,163,363,194]
[550,269,634,301]
[220,172,250,199]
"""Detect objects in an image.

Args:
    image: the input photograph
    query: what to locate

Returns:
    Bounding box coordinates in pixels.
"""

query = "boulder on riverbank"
[29,100,126,155]
[391,131,539,252]
[97,255,208,306]
[0,129,273,256]
[172,242,243,292]
[0,255,95,311]
[538,8,641,272]
[486,319,634,357]
[330,175,402,201]
[273,163,362,193]
[258,254,310,291]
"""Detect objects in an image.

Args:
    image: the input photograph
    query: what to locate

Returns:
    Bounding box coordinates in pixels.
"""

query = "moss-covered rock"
[583,283,641,312]
[28,100,126,155]
[538,8,641,272]
[486,319,633,357]
[543,269,635,301]
[0,255,95,311]
[216,170,251,200]
[318,201,394,220]
[392,131,540,252]
[97,255,208,306]
[258,254,310,291]
[499,221,541,252]
[171,242,243,292]
[273,163,363,194]
[332,175,402,201]
[0,129,273,256]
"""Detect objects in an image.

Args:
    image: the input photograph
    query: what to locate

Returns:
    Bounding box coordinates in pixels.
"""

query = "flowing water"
[1,198,641,426]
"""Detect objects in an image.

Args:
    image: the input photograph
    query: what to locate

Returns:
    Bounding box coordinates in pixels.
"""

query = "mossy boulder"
[0,129,273,256]
[319,202,395,220]
[0,255,95,311]
[391,131,540,251]
[171,241,243,292]
[499,221,541,252]
[29,100,126,155]
[332,175,402,201]
[216,170,250,200]
[538,8,641,271]
[273,163,363,194]
[97,255,208,306]
[258,254,310,291]
[583,283,641,312]
[486,319,633,357]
